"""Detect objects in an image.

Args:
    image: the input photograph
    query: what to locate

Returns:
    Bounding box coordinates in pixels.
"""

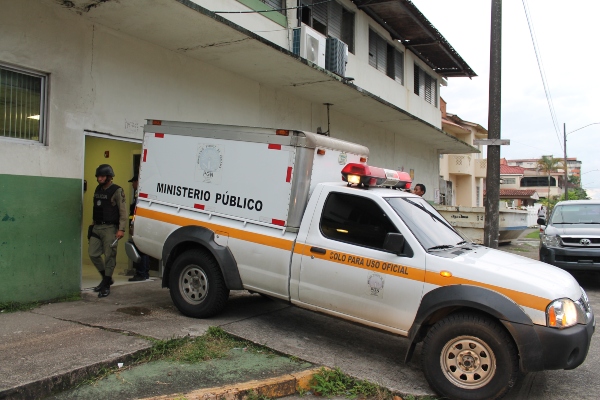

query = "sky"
[411,0,600,199]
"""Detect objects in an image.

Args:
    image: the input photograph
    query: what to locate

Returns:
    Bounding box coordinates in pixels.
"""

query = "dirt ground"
[498,228,540,260]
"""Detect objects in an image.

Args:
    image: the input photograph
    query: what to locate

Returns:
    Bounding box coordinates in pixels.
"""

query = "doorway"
[82,134,143,290]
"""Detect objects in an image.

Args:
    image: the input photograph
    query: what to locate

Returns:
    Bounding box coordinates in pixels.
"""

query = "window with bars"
[1,64,47,143]
[414,64,438,107]
[300,0,354,53]
[368,29,404,84]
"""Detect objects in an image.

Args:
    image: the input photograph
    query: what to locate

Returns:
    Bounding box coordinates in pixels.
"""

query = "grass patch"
[136,326,271,364]
[0,292,81,314]
[308,368,439,400]
[525,230,540,239]
[79,327,273,388]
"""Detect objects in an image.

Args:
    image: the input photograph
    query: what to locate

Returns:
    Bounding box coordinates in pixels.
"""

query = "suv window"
[320,192,398,250]
[551,204,600,224]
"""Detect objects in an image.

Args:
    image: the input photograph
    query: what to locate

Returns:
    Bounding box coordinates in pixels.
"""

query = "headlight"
[547,298,586,328]
[541,234,561,247]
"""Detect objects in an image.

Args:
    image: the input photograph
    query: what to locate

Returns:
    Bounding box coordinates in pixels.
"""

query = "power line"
[521,0,563,152]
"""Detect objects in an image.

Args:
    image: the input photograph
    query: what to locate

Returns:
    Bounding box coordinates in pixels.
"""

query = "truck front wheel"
[421,312,519,400]
[169,249,229,318]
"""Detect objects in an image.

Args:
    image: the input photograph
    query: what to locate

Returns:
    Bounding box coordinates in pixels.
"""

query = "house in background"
[498,160,543,204]
[503,157,578,199]
[0,0,477,302]
[438,99,487,207]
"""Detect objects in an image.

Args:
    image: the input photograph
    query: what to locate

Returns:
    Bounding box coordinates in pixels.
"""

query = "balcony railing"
[448,155,473,175]
[474,159,487,178]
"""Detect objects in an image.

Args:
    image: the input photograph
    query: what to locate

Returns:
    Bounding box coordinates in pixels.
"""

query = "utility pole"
[483,0,502,249]
[563,123,568,200]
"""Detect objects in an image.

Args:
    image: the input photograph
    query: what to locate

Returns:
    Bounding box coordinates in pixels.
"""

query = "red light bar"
[341,163,412,189]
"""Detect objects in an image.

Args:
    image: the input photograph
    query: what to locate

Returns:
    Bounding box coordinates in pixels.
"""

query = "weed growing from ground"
[0,292,80,313]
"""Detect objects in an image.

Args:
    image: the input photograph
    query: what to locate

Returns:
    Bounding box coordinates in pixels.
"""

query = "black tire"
[421,312,519,400]
[169,249,229,318]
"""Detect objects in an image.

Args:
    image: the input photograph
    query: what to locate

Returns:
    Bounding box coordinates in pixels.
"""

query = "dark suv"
[539,200,600,270]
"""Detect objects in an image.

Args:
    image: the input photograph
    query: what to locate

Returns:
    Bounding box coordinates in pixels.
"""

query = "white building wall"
[0,0,440,200]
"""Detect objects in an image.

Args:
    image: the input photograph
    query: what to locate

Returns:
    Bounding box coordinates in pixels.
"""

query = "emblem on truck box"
[338,152,347,165]
[196,144,223,183]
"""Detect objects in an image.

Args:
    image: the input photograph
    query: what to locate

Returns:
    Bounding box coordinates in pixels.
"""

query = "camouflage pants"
[88,224,118,277]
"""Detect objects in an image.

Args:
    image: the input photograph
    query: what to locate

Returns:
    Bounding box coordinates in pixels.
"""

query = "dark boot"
[93,271,114,292]
[98,276,112,298]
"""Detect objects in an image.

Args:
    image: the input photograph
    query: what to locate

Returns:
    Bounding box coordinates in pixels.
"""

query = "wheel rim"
[440,335,497,389]
[179,264,209,304]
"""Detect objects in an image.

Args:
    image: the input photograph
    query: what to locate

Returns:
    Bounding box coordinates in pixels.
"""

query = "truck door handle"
[310,247,326,254]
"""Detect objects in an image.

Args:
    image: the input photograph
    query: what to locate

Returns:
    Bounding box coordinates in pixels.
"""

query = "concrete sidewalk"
[0,280,302,400]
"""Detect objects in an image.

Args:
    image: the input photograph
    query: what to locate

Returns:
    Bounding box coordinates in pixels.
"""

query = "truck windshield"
[386,197,464,251]
[551,204,600,224]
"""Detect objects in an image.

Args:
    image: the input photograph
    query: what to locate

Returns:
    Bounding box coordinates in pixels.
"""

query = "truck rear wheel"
[421,312,519,400]
[169,249,229,318]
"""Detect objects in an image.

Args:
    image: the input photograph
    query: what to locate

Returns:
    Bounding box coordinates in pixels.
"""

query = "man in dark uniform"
[89,164,128,298]
[127,174,150,281]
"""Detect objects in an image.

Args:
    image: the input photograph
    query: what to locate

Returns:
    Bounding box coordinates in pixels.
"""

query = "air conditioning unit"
[292,24,326,69]
[326,37,348,77]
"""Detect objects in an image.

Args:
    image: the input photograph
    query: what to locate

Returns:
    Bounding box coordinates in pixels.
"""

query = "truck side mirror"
[537,217,546,226]
[383,233,411,257]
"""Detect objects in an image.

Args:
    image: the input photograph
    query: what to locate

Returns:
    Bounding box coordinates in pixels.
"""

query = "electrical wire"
[214,0,333,14]
[521,0,563,152]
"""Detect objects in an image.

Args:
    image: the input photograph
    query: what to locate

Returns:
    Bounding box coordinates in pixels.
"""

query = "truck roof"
[320,182,420,199]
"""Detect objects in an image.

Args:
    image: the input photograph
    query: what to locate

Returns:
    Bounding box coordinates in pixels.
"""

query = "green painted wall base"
[0,174,82,303]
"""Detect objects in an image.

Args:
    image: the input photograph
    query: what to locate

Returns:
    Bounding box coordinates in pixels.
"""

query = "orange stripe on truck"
[293,243,550,312]
[139,208,550,312]
[136,208,294,251]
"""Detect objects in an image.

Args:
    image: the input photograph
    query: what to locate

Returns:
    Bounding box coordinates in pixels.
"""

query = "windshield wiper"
[428,245,455,251]
[403,199,455,230]
[456,241,468,245]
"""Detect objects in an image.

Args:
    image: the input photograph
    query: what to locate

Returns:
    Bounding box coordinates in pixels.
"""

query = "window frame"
[300,0,355,53]
[413,63,438,107]
[0,62,49,145]
[369,29,404,84]
[319,191,401,253]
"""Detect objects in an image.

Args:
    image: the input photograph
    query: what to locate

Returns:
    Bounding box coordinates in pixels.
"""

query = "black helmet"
[95,164,115,177]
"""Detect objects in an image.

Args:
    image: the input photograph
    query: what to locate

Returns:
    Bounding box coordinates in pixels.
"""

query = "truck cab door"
[295,187,426,333]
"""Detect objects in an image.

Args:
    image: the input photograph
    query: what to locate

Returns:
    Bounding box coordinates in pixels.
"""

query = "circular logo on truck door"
[580,238,591,246]
[196,144,223,183]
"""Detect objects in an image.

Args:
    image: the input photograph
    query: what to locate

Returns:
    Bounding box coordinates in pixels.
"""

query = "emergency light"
[341,163,412,189]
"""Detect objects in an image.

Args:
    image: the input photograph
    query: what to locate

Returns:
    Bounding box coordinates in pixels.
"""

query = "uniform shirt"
[106,184,129,232]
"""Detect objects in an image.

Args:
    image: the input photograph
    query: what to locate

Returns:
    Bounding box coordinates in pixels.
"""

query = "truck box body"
[140,121,369,229]
[135,120,368,298]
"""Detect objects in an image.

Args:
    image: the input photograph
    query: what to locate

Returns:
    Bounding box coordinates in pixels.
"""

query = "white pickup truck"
[127,120,594,400]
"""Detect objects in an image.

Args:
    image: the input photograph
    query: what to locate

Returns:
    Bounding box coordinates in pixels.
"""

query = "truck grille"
[560,237,600,247]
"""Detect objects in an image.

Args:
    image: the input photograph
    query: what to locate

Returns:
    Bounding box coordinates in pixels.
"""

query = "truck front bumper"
[533,315,595,370]
[540,245,600,271]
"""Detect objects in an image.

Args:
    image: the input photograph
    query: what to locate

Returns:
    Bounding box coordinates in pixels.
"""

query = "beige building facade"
[438,99,487,207]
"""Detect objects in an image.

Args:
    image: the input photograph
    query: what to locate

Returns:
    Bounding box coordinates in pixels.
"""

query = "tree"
[558,187,590,201]
[536,156,565,200]
[568,175,581,187]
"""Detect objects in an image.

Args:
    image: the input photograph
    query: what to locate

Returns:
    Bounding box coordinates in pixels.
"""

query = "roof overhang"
[351,0,476,78]
[53,0,478,154]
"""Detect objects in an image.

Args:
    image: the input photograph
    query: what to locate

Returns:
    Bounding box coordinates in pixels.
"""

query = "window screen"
[414,64,437,107]
[320,192,399,250]
[1,64,47,143]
